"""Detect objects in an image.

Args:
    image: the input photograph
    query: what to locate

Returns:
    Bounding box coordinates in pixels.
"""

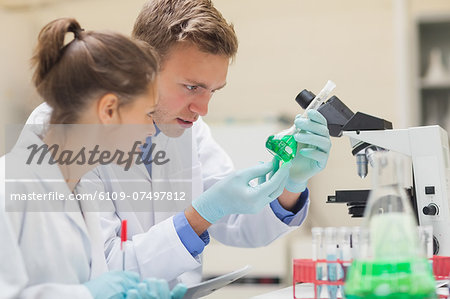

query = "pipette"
[121,219,127,271]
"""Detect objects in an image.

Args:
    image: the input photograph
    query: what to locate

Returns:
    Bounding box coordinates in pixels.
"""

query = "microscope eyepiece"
[295,90,315,110]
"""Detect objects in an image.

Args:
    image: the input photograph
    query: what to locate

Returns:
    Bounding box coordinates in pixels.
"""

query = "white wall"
[204,3,398,280]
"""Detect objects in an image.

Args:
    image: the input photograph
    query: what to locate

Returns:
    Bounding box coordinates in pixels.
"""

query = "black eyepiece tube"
[295,90,315,110]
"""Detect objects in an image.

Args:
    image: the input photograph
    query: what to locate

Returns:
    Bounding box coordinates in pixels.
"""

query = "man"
[26,0,331,286]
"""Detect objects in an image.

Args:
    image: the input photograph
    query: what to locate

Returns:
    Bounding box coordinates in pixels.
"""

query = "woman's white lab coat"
[0,127,107,298]
[26,103,310,286]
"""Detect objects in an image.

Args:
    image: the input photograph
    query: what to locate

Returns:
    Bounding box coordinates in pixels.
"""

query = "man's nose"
[189,93,211,116]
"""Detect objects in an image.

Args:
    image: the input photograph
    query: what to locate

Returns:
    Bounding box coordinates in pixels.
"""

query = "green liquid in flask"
[265,135,297,163]
[344,258,436,299]
[344,152,437,299]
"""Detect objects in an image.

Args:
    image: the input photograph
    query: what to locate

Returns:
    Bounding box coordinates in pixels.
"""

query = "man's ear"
[97,93,120,124]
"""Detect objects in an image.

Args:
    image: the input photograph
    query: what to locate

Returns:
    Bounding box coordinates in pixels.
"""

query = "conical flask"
[345,151,436,299]
[363,150,420,260]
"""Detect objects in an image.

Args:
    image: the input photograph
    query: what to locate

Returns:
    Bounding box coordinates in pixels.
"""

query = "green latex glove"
[84,271,140,299]
[192,161,291,224]
[285,109,331,193]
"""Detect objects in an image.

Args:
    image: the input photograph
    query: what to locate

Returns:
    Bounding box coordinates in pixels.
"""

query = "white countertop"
[251,283,341,299]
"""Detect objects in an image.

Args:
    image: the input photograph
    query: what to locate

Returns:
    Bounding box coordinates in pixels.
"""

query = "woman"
[0,18,186,299]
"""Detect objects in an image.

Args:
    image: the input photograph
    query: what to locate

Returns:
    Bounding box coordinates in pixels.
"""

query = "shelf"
[417,14,450,127]
[421,79,450,89]
[416,14,450,25]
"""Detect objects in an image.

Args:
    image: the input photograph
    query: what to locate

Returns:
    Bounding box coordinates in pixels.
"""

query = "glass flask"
[344,151,436,299]
[265,134,297,163]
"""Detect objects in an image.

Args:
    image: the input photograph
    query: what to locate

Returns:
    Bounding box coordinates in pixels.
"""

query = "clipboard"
[183,265,252,299]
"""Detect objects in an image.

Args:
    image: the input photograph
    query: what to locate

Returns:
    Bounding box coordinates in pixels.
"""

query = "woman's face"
[107,82,159,154]
[118,82,158,129]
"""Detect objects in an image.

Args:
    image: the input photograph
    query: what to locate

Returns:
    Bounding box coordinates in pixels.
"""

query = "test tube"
[312,227,324,297]
[273,80,336,140]
[418,225,433,259]
[337,227,352,279]
[350,226,361,260]
[302,80,336,115]
[325,227,338,299]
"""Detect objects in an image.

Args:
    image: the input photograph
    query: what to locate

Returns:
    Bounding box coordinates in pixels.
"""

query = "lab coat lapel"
[96,163,156,232]
[114,166,155,232]
[152,132,193,218]
[78,204,108,278]
[152,133,174,223]
[190,127,204,200]
[64,202,90,237]
[12,126,92,251]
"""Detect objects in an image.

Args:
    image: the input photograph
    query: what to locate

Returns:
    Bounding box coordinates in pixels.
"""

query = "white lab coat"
[0,126,107,299]
[26,103,310,286]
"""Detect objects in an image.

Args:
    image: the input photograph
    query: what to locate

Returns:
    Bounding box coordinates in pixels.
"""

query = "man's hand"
[192,161,291,224]
[285,109,331,193]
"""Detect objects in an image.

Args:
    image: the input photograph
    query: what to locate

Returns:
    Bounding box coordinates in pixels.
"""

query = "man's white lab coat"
[26,103,309,286]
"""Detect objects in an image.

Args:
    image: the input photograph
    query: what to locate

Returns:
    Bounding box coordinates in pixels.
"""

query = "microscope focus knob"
[422,204,438,216]
[433,236,440,255]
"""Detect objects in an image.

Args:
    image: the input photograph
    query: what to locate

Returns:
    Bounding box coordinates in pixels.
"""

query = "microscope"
[295,90,450,256]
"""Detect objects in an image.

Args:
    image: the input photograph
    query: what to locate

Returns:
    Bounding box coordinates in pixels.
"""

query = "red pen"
[121,219,127,271]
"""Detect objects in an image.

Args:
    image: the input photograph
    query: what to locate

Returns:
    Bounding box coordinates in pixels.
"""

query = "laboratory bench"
[250,283,449,299]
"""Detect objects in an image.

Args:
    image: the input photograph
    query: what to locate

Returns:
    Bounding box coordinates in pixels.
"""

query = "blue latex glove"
[285,109,331,193]
[125,279,187,299]
[84,271,140,299]
[192,161,291,224]
[126,283,152,299]
[169,284,188,299]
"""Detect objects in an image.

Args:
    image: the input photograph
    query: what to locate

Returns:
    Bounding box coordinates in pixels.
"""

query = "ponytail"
[32,18,83,87]
[30,18,159,124]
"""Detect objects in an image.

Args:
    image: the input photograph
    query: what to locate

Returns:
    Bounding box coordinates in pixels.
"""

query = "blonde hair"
[132,0,238,61]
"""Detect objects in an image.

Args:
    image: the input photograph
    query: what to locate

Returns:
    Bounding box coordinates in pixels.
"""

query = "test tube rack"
[293,256,450,299]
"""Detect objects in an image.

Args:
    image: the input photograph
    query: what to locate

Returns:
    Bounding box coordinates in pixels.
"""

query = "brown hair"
[132,0,238,62]
[32,18,159,124]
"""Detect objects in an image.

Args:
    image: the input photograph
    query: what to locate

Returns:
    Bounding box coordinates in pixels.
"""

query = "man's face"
[153,42,229,136]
